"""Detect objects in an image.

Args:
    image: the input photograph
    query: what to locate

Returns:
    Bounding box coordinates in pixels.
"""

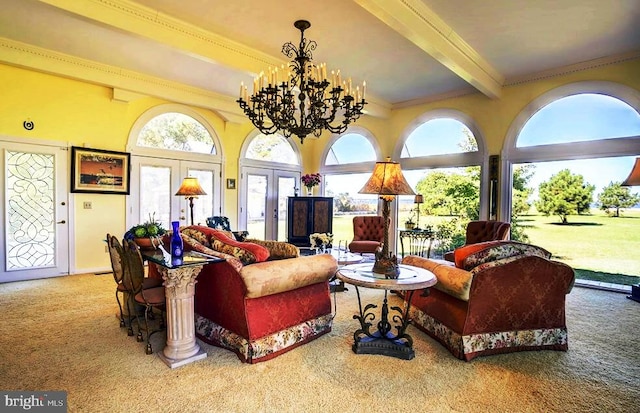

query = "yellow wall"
[1,58,639,273]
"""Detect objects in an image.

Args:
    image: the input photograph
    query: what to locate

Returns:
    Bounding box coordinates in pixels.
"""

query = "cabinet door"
[311,198,333,234]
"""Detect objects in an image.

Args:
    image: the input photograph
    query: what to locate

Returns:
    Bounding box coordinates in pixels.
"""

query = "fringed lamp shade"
[175,177,207,197]
[359,158,414,278]
[175,177,207,225]
[622,158,640,186]
[359,159,415,200]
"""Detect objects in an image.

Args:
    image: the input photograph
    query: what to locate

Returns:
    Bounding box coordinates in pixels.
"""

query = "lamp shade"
[622,158,640,186]
[359,158,415,197]
[175,177,207,197]
[414,194,424,204]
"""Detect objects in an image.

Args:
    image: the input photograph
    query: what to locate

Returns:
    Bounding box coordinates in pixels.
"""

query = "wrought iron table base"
[352,287,416,360]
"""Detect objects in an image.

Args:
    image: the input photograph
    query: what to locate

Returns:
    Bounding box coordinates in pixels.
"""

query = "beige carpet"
[0,273,638,413]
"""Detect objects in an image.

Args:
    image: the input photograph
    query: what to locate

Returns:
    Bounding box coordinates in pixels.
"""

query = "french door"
[0,141,69,282]
[128,156,221,230]
[240,167,298,241]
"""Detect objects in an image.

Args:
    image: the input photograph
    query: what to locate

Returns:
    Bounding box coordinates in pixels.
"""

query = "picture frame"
[226,178,236,190]
[70,146,131,194]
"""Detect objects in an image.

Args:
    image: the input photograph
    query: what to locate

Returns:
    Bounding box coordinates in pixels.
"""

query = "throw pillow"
[453,240,504,269]
[460,241,551,271]
[208,229,270,265]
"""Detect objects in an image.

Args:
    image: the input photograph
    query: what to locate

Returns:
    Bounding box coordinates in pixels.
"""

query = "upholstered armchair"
[348,216,385,255]
[444,220,510,262]
[404,241,575,361]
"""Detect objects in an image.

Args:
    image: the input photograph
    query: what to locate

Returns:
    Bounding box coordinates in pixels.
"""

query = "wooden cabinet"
[287,197,333,247]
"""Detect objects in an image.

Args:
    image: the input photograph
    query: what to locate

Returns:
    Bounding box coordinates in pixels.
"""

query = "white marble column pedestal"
[154,264,207,368]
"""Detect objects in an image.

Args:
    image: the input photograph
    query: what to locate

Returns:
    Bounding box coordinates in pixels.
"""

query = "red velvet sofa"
[157,226,338,364]
[402,241,575,361]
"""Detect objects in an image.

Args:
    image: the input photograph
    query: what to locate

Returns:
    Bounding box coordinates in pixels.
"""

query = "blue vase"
[170,221,183,262]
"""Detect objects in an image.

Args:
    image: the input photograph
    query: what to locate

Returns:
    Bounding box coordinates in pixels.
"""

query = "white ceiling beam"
[354,0,504,99]
[35,0,286,74]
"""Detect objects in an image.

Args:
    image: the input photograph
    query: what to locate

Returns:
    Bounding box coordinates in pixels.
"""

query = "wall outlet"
[83,201,92,209]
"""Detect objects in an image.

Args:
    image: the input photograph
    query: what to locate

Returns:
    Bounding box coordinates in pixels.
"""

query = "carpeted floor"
[0,273,638,413]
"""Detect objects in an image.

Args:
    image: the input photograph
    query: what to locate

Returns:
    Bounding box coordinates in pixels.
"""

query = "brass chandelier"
[237,20,367,144]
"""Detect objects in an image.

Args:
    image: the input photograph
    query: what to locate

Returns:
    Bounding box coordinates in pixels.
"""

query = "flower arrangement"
[124,212,166,241]
[301,173,321,189]
[310,232,333,249]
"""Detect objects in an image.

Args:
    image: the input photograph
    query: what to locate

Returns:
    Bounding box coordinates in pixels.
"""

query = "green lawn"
[518,210,640,286]
[332,209,640,286]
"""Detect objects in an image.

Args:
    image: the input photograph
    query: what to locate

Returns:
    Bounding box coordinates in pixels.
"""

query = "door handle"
[56,220,66,224]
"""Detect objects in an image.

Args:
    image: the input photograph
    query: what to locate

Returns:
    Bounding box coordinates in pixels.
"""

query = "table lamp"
[175,177,207,226]
[414,194,424,230]
[359,157,415,278]
[622,158,640,303]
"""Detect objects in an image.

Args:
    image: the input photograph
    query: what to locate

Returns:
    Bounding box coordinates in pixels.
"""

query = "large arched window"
[126,104,223,231]
[394,110,487,257]
[503,81,640,286]
[320,127,380,244]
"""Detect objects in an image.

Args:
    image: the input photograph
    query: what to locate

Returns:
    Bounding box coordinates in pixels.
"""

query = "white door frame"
[239,166,299,240]
[128,156,222,230]
[0,137,70,282]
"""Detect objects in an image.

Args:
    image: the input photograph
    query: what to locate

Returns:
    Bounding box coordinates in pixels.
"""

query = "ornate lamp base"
[373,252,400,279]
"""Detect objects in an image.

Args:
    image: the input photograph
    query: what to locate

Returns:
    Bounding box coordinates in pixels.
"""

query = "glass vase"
[170,221,183,264]
[307,187,313,196]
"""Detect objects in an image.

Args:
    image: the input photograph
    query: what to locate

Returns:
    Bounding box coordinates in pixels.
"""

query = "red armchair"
[444,220,510,262]
[348,216,385,254]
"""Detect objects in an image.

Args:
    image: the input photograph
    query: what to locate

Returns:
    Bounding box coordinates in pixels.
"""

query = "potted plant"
[404,212,416,230]
[124,213,167,250]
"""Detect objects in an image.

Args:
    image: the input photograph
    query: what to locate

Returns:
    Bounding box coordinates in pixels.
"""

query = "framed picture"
[70,146,131,194]
[226,178,236,190]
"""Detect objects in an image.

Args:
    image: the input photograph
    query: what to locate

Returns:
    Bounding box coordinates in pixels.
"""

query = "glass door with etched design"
[0,142,69,282]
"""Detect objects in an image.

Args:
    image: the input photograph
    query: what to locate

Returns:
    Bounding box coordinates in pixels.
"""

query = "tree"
[334,192,356,212]
[535,169,595,224]
[598,181,640,217]
[510,164,536,242]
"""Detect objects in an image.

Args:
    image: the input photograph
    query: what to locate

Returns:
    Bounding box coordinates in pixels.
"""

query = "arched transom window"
[401,118,478,158]
[246,133,299,165]
[137,112,216,154]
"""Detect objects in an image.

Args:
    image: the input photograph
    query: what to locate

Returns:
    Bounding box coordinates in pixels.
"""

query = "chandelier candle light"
[359,157,415,278]
[237,20,367,144]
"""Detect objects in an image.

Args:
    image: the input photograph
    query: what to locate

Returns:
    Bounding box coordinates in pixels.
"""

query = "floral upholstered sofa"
[157,225,338,364]
[402,241,575,361]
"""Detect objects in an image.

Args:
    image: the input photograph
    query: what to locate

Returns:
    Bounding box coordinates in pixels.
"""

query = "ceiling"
[1,0,639,122]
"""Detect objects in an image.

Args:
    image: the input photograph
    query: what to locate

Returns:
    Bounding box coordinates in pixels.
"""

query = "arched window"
[517,94,640,147]
[245,133,298,164]
[137,112,216,154]
[503,82,640,284]
[401,118,478,158]
[394,110,487,257]
[126,104,223,232]
[321,128,380,244]
[326,133,377,165]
